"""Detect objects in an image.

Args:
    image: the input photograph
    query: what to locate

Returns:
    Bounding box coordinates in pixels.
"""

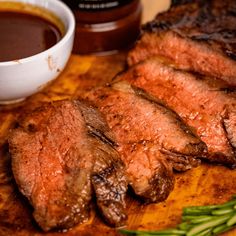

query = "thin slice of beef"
[127,0,236,86]
[122,57,236,168]
[8,100,127,231]
[78,101,127,226]
[86,81,207,202]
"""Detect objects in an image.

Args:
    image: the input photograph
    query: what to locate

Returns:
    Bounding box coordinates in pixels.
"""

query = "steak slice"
[122,58,236,168]
[127,0,236,86]
[8,100,127,231]
[86,81,207,202]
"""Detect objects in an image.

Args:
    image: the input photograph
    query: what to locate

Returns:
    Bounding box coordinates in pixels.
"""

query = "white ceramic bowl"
[0,0,75,104]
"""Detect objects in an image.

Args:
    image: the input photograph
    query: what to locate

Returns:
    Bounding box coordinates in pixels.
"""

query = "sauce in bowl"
[0,2,64,62]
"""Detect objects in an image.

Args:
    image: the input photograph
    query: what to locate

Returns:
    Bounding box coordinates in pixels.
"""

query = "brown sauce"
[0,11,62,62]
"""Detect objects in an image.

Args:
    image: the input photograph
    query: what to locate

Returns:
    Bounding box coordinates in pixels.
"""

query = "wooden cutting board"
[1,53,236,236]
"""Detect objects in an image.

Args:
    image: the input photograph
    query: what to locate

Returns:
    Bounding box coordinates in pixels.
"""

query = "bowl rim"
[0,0,75,66]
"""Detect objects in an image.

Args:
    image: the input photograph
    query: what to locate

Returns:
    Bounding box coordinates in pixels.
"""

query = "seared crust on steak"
[86,81,207,202]
[128,0,236,86]
[8,100,127,231]
[122,58,236,168]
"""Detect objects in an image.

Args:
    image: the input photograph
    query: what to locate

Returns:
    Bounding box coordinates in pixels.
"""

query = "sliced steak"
[127,0,236,86]
[86,81,207,202]
[122,58,236,168]
[8,100,127,231]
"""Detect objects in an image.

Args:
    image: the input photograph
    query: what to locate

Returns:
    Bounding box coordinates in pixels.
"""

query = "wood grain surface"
[1,53,236,236]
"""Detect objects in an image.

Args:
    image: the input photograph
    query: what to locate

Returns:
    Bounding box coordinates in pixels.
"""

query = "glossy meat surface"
[123,58,236,168]
[8,100,127,231]
[128,0,236,86]
[87,81,207,202]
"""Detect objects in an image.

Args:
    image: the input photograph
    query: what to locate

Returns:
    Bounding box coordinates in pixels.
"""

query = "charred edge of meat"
[229,8,236,17]
[221,114,236,169]
[132,85,172,107]
[95,200,127,227]
[161,149,201,171]
[132,85,207,146]
[127,174,175,204]
[205,152,236,170]
[171,0,201,7]
[194,1,214,26]
[140,168,174,204]
[75,99,118,149]
[226,50,236,61]
[75,99,127,225]
[190,34,214,42]
[87,126,118,148]
[216,87,236,94]
[144,1,205,33]
[222,122,236,155]
[92,165,127,226]
[145,0,236,44]
[190,30,236,46]
[142,20,171,33]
